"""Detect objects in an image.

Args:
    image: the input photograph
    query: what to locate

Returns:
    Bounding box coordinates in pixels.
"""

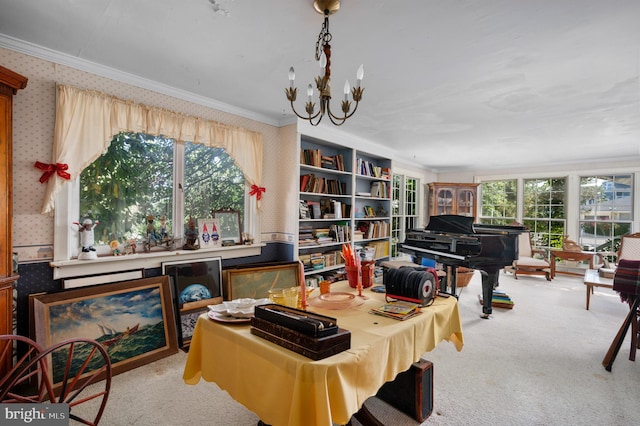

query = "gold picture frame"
[30,276,178,386]
[223,261,302,300]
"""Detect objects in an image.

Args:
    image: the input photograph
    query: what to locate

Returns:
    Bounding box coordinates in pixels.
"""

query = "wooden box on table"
[250,304,351,360]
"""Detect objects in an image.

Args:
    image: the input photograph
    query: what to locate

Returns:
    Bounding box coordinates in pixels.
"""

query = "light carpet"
[74,271,640,425]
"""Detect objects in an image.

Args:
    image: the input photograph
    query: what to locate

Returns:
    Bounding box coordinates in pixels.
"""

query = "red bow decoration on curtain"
[249,184,266,201]
[34,161,71,183]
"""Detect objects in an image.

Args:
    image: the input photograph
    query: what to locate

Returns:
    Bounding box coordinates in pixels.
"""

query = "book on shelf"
[332,200,342,219]
[307,201,321,219]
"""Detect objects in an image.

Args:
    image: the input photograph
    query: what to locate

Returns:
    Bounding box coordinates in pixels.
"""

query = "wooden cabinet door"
[428,182,478,218]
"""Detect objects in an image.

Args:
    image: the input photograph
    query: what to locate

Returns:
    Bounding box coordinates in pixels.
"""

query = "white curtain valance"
[41,84,263,214]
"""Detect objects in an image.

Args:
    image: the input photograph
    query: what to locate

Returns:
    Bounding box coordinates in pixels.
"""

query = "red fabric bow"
[34,161,71,183]
[249,184,266,201]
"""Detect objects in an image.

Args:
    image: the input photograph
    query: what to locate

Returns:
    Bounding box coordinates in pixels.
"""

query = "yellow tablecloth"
[183,281,463,426]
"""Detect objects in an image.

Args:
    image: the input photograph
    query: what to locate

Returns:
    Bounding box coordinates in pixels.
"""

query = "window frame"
[391,174,420,258]
[52,139,260,277]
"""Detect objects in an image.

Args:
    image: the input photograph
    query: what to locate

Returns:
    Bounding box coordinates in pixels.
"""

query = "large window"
[523,178,566,249]
[391,174,419,258]
[579,174,633,251]
[479,180,517,225]
[79,132,246,252]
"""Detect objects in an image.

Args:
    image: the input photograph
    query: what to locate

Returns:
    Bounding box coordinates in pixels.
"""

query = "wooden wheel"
[0,336,112,426]
[0,334,47,402]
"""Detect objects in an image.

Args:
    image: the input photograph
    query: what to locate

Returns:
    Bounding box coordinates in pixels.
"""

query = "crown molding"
[0,34,283,127]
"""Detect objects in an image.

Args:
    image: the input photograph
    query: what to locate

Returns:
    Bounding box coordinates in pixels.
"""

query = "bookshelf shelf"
[297,136,392,279]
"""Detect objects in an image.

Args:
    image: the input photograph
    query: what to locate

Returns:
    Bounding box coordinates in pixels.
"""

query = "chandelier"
[285,0,364,126]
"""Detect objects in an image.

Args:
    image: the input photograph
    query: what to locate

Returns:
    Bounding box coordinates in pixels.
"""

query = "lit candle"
[299,260,307,309]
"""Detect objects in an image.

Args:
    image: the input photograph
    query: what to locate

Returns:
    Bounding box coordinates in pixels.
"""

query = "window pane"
[79,132,173,245]
[578,174,633,251]
[480,179,516,223]
[523,177,566,250]
[183,142,245,228]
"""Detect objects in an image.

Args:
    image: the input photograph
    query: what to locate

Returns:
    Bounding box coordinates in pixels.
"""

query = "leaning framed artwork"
[30,276,178,386]
[212,209,243,244]
[223,261,302,300]
[162,257,223,347]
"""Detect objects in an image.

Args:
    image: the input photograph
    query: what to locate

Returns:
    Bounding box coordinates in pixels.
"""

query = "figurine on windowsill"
[183,216,199,250]
[73,218,99,260]
[243,232,254,245]
[109,240,121,256]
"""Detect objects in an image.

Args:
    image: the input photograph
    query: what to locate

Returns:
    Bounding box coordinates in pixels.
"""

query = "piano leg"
[480,269,500,319]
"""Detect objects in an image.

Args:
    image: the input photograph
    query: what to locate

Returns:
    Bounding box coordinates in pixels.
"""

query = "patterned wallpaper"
[1,47,295,263]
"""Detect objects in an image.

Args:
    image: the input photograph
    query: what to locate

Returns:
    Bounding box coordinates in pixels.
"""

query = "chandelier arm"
[289,99,323,122]
[325,100,361,124]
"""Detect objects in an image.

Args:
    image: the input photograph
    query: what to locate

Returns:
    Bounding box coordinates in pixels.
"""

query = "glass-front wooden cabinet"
[427,182,479,218]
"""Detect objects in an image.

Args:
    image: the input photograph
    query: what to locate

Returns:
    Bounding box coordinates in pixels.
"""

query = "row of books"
[370,181,389,198]
[301,149,346,171]
[300,199,352,220]
[300,174,348,195]
[298,223,352,246]
[299,250,343,272]
[357,159,391,180]
[355,220,390,239]
[354,240,390,259]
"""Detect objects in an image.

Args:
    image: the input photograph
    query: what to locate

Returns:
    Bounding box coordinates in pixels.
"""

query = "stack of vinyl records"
[478,289,514,309]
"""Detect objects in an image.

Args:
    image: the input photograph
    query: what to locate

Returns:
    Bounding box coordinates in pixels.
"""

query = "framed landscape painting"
[223,261,302,300]
[30,276,178,385]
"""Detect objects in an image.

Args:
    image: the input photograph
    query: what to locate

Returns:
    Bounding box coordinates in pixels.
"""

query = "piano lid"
[426,215,475,234]
[426,215,527,235]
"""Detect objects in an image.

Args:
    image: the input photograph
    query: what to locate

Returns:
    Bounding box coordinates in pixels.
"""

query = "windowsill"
[50,244,265,280]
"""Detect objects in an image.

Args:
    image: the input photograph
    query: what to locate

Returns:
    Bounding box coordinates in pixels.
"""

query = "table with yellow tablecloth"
[183,280,463,426]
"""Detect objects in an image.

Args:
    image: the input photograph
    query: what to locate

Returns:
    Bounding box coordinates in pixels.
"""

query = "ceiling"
[1,0,639,172]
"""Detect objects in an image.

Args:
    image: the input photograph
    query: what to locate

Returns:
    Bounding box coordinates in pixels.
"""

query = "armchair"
[511,231,551,281]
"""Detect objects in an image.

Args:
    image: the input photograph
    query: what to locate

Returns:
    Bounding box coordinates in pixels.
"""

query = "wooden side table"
[550,250,602,279]
[583,269,613,310]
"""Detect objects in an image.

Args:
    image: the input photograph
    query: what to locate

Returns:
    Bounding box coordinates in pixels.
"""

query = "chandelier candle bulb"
[289,67,295,88]
[343,81,350,102]
[356,64,364,87]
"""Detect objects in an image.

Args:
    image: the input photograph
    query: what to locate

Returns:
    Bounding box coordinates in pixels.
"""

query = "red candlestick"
[299,260,307,309]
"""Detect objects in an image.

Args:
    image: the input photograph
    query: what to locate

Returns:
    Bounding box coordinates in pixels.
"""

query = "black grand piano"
[399,215,526,318]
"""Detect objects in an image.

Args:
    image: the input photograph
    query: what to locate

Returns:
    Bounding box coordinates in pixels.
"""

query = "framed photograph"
[30,276,178,387]
[212,209,243,244]
[197,218,221,248]
[178,306,207,346]
[223,261,302,300]
[162,257,223,347]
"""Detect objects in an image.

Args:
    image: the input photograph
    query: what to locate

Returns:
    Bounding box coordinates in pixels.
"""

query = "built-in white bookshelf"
[298,136,392,279]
